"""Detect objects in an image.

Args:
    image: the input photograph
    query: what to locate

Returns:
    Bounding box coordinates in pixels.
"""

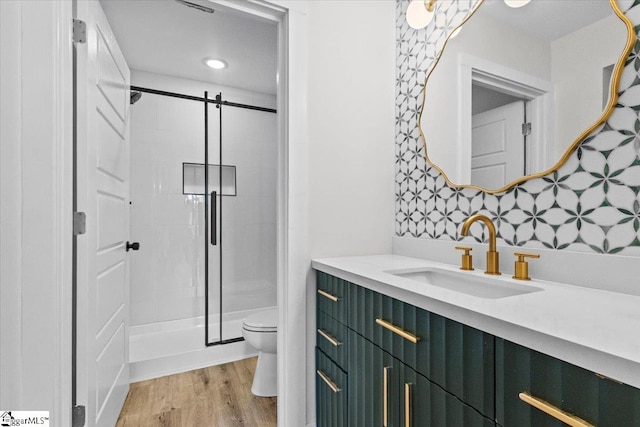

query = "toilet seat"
[242,308,278,333]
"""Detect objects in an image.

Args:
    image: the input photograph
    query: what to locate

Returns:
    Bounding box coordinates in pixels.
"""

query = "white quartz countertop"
[312,255,640,389]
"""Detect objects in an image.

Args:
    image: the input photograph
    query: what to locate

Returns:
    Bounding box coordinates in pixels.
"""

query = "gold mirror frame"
[418,0,636,194]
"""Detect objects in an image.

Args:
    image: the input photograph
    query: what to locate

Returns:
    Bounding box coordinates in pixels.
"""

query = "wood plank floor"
[116,357,277,427]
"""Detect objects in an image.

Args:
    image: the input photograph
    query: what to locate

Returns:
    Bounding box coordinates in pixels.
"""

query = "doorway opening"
[459,54,555,186]
[73,0,284,425]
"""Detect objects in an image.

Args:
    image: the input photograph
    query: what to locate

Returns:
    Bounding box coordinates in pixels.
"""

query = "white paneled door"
[471,100,525,190]
[76,1,131,426]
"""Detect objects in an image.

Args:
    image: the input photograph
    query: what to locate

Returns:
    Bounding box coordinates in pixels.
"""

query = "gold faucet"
[460,214,501,275]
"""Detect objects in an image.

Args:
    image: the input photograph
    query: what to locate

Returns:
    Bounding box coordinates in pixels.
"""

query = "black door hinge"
[73,212,86,236]
[73,19,87,44]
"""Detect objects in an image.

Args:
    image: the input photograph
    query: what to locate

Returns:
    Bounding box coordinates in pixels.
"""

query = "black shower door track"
[129,85,277,114]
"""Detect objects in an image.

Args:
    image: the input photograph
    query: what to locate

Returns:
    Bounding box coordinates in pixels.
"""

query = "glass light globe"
[407,0,434,30]
[504,0,531,8]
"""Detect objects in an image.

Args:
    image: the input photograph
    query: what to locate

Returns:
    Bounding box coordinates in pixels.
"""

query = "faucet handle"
[455,246,474,271]
[513,252,540,280]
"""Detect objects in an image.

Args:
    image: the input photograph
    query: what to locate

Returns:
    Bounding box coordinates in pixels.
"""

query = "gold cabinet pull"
[383,366,391,427]
[317,289,340,302]
[317,329,341,346]
[317,369,341,393]
[404,382,413,427]
[376,318,420,343]
[519,392,594,427]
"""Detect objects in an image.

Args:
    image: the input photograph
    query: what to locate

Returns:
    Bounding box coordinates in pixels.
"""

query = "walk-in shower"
[127,76,277,380]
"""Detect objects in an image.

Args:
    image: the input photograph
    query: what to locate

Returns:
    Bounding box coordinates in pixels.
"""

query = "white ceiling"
[100,0,278,95]
[481,0,613,42]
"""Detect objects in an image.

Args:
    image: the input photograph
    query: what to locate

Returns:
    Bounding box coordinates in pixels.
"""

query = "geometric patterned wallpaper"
[395,0,640,256]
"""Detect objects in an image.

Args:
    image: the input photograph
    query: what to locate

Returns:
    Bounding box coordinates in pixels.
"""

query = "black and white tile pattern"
[395,0,640,255]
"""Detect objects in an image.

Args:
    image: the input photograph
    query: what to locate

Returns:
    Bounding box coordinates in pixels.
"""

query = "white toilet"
[242,307,278,397]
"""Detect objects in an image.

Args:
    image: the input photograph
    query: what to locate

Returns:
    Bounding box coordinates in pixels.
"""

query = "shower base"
[129,307,275,382]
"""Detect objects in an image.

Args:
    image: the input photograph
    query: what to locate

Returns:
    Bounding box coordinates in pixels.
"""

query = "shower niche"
[182,163,237,196]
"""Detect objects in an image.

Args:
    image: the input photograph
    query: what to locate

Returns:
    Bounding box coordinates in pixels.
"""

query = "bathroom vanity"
[313,255,640,427]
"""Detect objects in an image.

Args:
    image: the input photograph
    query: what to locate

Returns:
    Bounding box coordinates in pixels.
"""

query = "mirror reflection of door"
[471,84,528,189]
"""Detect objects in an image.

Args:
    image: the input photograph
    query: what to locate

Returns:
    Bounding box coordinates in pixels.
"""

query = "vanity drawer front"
[316,348,348,427]
[317,310,348,369]
[316,271,348,325]
[496,338,640,427]
[348,284,495,419]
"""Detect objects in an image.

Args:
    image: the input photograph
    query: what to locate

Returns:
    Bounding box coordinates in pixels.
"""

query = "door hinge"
[522,122,532,136]
[72,405,86,427]
[73,212,86,236]
[72,19,87,44]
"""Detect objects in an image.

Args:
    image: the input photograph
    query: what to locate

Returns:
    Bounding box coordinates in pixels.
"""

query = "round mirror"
[421,0,634,193]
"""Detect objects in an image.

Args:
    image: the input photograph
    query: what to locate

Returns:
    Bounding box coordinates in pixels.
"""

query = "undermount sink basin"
[386,267,543,299]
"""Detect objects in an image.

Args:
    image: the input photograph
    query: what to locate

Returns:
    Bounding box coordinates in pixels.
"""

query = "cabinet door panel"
[496,338,640,427]
[316,348,348,427]
[348,330,399,426]
[348,284,494,419]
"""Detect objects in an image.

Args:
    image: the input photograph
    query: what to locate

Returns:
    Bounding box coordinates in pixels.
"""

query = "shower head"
[174,0,215,14]
[130,91,142,105]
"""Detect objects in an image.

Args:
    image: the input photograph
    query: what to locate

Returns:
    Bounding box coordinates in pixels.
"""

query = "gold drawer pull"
[383,366,391,427]
[317,329,341,346]
[404,382,413,427]
[317,289,340,302]
[376,318,420,343]
[519,392,594,427]
[317,369,341,393]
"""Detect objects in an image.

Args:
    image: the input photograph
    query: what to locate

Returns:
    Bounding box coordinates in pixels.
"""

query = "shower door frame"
[127,85,278,347]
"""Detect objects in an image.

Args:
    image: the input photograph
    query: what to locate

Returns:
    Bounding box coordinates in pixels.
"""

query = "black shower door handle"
[211,191,217,246]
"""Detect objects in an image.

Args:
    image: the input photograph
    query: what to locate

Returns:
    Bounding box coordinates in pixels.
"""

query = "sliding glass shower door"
[204,91,278,346]
[205,92,227,345]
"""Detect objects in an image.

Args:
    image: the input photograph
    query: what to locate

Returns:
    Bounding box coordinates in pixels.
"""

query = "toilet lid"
[243,308,278,332]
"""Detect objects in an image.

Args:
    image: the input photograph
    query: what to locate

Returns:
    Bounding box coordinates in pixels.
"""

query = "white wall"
[129,70,277,327]
[0,1,72,425]
[551,14,626,157]
[306,0,396,423]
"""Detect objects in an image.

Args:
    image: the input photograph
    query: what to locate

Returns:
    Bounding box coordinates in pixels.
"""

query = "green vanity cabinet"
[496,338,640,427]
[347,282,495,419]
[315,270,640,427]
[316,271,495,426]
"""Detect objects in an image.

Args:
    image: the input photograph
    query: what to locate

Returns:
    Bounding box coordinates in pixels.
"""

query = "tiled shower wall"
[395,0,640,256]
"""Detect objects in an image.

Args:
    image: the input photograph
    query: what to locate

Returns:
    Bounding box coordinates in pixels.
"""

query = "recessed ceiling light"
[204,58,227,70]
